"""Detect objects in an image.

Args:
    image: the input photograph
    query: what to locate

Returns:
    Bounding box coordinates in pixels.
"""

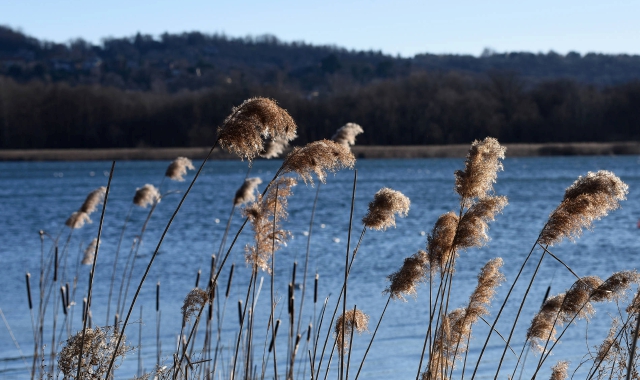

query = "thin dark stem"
[231,268,256,380]
[354,296,390,380]
[341,170,357,380]
[345,305,357,380]
[271,184,280,380]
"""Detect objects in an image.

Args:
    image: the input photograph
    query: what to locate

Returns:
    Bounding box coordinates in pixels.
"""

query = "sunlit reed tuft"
[81,238,99,265]
[590,270,639,302]
[331,122,364,148]
[281,139,355,185]
[560,276,603,322]
[133,184,160,208]
[165,157,195,182]
[233,178,263,206]
[595,319,620,363]
[454,137,506,207]
[58,326,130,378]
[527,294,566,352]
[243,177,296,272]
[426,212,459,274]
[218,97,297,161]
[549,360,569,380]
[385,250,428,301]
[464,258,505,325]
[539,170,628,246]
[362,188,410,230]
[65,211,91,229]
[453,195,508,249]
[80,187,106,214]
[334,309,369,354]
[181,288,209,323]
[260,137,292,159]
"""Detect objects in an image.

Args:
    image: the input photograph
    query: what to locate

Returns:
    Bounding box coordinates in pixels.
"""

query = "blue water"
[1,156,639,379]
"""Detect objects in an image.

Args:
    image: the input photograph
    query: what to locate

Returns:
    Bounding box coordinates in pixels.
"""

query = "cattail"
[181,288,208,323]
[218,97,297,161]
[80,187,106,214]
[195,269,201,289]
[243,177,296,272]
[60,286,67,314]
[226,264,235,298]
[591,270,639,302]
[65,211,91,229]
[156,282,160,312]
[81,238,99,265]
[454,137,506,206]
[560,276,603,322]
[281,139,355,185]
[453,195,508,249]
[331,122,364,148]
[165,157,195,182]
[237,300,243,325]
[549,361,569,380]
[539,170,628,246]
[334,309,369,354]
[54,246,58,281]
[233,178,262,206]
[362,188,410,230]
[314,273,319,304]
[527,294,566,352]
[385,250,428,301]
[260,137,291,159]
[25,273,32,310]
[426,212,459,274]
[269,319,281,352]
[133,184,160,208]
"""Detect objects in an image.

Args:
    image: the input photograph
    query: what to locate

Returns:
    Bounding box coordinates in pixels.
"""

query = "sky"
[3,0,639,57]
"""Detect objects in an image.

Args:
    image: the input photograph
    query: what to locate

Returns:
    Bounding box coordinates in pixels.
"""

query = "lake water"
[1,156,639,379]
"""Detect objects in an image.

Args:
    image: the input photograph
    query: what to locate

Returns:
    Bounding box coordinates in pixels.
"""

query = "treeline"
[2,71,639,149]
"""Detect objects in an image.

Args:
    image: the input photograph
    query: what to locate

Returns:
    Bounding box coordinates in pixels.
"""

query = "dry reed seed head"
[80,187,106,214]
[133,184,161,208]
[626,288,640,314]
[218,97,297,161]
[385,250,428,301]
[165,156,195,182]
[549,361,570,380]
[58,326,131,378]
[453,195,508,249]
[595,319,620,363]
[181,288,209,323]
[331,122,364,148]
[233,177,263,206]
[243,176,296,273]
[560,276,603,322]
[590,270,640,302]
[282,139,355,185]
[65,211,91,229]
[465,257,505,324]
[260,136,292,159]
[538,170,628,246]
[362,187,411,230]
[527,293,566,351]
[334,309,369,354]
[454,137,506,205]
[429,308,467,375]
[81,238,100,265]
[426,211,460,274]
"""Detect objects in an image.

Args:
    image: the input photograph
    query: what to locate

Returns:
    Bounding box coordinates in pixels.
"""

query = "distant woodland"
[1,26,639,149]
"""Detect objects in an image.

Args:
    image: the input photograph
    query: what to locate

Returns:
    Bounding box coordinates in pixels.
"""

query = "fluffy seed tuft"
[549,361,569,380]
[80,187,106,214]
[334,309,369,354]
[66,211,91,229]
[426,212,459,274]
[133,184,160,208]
[362,188,410,230]
[385,250,428,301]
[454,137,506,206]
[181,288,209,322]
[453,196,507,249]
[81,238,100,265]
[165,157,195,181]
[234,178,263,206]
[331,122,364,148]
[281,139,355,185]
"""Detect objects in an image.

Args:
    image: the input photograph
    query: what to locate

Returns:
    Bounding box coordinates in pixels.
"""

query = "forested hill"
[1,26,640,149]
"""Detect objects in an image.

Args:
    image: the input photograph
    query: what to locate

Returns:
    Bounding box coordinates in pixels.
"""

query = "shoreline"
[0,141,639,161]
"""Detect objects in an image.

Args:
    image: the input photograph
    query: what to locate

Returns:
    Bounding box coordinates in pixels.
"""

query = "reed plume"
[426,212,459,274]
[335,309,369,354]
[165,157,195,182]
[453,195,508,249]
[627,288,640,314]
[81,238,99,265]
[362,188,410,230]
[464,258,505,325]
[233,178,262,206]
[133,184,160,208]
[58,326,130,378]
[218,97,297,161]
[385,250,428,301]
[527,294,566,352]
[182,288,209,323]
[560,276,603,322]
[454,137,506,207]
[243,177,296,272]
[427,308,466,378]
[539,170,628,245]
[260,137,292,159]
[281,139,355,185]
[595,319,620,363]
[590,270,639,302]
[331,122,364,148]
[65,211,91,229]
[80,187,106,214]
[549,360,569,380]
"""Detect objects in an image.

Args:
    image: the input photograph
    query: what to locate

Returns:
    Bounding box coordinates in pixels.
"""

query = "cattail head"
[527,293,566,352]
[454,137,506,206]
[243,177,296,272]
[58,326,130,378]
[80,187,106,214]
[331,122,364,148]
[181,288,209,323]
[218,97,297,161]
[260,137,292,159]
[133,184,161,208]
[560,276,603,322]
[590,270,639,302]
[427,212,459,274]
[281,139,355,185]
[233,177,263,206]
[385,250,428,301]
[81,238,99,265]
[165,157,195,182]
[362,188,410,230]
[65,211,91,229]
[539,170,628,246]
[549,361,569,380]
[453,195,508,249]
[334,309,369,354]
[465,258,505,324]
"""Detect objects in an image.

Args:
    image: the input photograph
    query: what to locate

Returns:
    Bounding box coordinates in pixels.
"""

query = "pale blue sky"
[3,0,639,57]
